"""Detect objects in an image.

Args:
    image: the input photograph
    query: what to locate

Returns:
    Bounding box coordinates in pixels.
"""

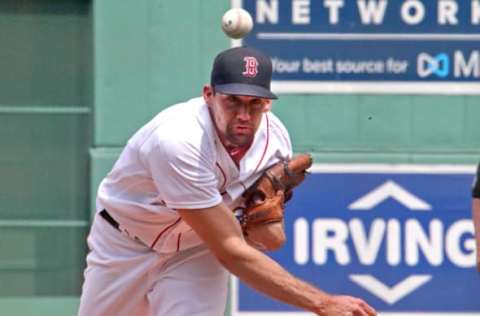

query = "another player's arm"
[178,204,376,316]
[473,197,480,272]
[472,164,480,272]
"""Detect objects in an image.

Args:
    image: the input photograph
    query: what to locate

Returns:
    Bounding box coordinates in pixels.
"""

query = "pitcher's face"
[204,86,271,147]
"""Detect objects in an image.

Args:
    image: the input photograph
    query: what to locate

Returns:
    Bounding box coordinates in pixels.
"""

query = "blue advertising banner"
[234,0,480,94]
[231,164,479,315]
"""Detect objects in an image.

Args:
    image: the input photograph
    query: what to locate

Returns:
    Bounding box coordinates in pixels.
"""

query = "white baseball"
[221,8,253,39]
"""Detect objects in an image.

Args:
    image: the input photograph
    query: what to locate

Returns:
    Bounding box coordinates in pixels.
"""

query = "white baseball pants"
[78,214,229,316]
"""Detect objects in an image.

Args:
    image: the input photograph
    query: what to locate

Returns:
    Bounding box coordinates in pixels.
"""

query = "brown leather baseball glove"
[238,153,313,233]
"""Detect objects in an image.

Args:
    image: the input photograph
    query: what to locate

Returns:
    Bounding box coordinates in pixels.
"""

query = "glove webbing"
[265,160,304,195]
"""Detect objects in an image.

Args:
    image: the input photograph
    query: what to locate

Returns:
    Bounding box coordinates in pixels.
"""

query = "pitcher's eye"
[250,101,264,110]
[225,96,239,107]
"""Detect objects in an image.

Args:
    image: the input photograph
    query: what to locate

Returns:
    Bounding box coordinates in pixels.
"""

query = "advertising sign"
[232,164,479,315]
[235,0,480,94]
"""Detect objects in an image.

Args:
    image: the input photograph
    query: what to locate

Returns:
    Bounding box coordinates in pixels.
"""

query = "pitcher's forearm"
[178,206,376,316]
[219,241,330,314]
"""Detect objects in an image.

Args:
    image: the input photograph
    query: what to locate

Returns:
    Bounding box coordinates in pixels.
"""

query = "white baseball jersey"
[96,96,292,254]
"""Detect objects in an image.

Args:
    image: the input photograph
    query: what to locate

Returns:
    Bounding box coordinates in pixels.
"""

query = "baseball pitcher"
[78,46,377,316]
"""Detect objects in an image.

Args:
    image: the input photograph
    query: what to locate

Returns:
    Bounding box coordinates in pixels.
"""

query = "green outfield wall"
[0,0,478,315]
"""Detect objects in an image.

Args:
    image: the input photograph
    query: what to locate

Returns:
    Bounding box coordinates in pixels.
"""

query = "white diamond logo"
[348,180,431,211]
[349,274,432,305]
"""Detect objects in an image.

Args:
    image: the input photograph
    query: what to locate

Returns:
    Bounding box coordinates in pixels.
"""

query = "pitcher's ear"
[264,100,272,111]
[203,85,215,105]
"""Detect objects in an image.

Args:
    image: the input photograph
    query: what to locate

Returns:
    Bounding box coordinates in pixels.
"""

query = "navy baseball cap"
[210,46,277,99]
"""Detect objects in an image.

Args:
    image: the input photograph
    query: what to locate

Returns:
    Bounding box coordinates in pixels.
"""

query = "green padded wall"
[93,0,230,146]
[274,94,480,163]
[0,0,92,314]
